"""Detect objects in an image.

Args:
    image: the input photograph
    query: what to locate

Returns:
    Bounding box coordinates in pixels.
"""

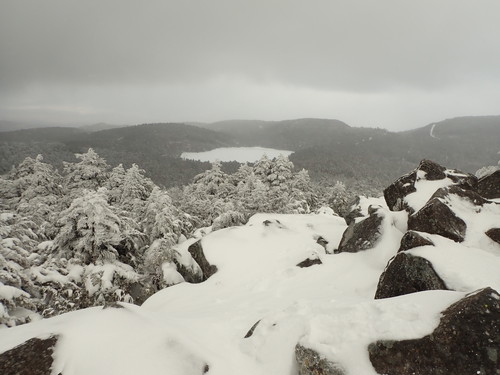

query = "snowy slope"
[0,209,497,374]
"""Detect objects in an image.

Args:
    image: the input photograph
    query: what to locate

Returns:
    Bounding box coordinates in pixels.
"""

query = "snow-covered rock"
[477,169,500,199]
[369,287,500,375]
[384,159,477,213]
[337,206,384,253]
[374,252,448,299]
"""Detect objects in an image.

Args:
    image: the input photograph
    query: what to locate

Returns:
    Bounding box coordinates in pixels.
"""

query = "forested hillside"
[1,116,499,191]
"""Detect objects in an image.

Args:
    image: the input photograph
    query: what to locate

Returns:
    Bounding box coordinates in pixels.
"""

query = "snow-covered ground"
[0,209,497,374]
[181,147,294,163]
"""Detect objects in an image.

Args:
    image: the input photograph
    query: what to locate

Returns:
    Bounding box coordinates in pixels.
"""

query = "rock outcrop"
[0,336,58,375]
[369,287,500,375]
[383,159,477,212]
[296,257,323,268]
[430,185,487,206]
[407,198,466,242]
[187,240,218,281]
[336,206,384,253]
[295,344,346,375]
[478,170,500,199]
[374,252,448,299]
[398,230,434,252]
[486,228,500,245]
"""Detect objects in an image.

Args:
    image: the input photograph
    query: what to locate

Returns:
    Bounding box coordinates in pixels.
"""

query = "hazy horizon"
[1,1,500,131]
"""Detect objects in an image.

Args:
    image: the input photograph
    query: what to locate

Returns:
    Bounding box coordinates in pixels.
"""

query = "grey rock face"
[375,252,448,299]
[337,207,383,253]
[369,287,500,375]
[295,344,346,375]
[296,257,323,268]
[383,171,417,212]
[398,230,434,253]
[408,198,466,242]
[417,159,447,180]
[486,228,500,245]
[383,159,477,212]
[430,185,487,206]
[478,170,500,199]
[187,240,218,281]
[0,336,58,375]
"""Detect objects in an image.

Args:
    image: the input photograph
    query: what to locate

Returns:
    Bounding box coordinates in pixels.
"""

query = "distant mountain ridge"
[1,116,498,189]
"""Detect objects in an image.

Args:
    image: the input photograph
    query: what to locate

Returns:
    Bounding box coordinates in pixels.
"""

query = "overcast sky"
[1,0,499,131]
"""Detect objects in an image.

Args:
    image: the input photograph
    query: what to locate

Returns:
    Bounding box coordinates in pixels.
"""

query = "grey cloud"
[2,0,500,91]
[1,0,499,129]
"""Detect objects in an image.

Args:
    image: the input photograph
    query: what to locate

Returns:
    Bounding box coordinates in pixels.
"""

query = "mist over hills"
[0,116,498,189]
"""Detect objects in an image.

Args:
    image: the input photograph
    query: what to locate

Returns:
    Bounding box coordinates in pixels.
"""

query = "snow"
[411,244,500,292]
[0,282,29,301]
[181,147,294,163]
[0,208,498,374]
[430,123,439,139]
[300,290,463,375]
[404,174,455,212]
[445,194,500,252]
[162,262,185,285]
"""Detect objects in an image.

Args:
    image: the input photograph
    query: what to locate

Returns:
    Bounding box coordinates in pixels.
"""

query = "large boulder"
[187,240,218,281]
[398,230,434,253]
[0,336,58,375]
[369,287,500,375]
[384,159,446,211]
[478,170,500,199]
[407,198,466,242]
[336,206,383,253]
[383,170,417,212]
[430,185,487,206]
[416,159,447,180]
[343,196,387,225]
[383,159,477,212]
[375,252,448,299]
[295,344,346,375]
[486,228,500,245]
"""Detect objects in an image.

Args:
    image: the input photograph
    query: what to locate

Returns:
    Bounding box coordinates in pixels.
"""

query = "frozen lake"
[181,147,294,163]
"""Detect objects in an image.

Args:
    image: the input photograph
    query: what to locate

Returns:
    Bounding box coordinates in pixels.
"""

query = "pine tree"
[328,181,351,216]
[106,164,126,204]
[63,148,109,192]
[267,154,294,189]
[143,187,182,242]
[53,188,123,263]
[253,155,272,182]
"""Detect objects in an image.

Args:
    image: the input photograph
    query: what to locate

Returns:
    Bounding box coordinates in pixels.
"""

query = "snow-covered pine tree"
[328,181,351,217]
[63,148,109,192]
[253,155,272,182]
[235,172,270,214]
[289,168,317,213]
[120,164,154,204]
[0,212,39,326]
[180,161,234,226]
[106,164,126,204]
[6,155,64,239]
[53,188,123,263]
[267,154,294,189]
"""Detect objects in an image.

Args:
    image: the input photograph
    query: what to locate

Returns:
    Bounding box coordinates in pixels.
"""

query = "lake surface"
[181,147,294,163]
